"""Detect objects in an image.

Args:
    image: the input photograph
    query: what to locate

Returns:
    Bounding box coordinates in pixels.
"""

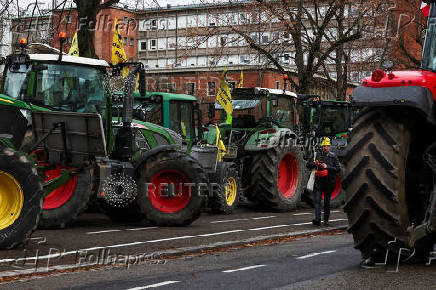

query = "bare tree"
[182,0,387,98]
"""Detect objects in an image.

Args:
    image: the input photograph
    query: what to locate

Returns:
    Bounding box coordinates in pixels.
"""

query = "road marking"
[293,212,311,216]
[249,225,289,231]
[292,221,313,226]
[223,264,266,273]
[252,216,276,220]
[107,242,144,248]
[210,216,277,223]
[126,227,159,231]
[296,250,336,260]
[210,218,250,224]
[292,218,347,226]
[198,230,245,237]
[126,281,180,289]
[147,236,196,243]
[87,230,121,235]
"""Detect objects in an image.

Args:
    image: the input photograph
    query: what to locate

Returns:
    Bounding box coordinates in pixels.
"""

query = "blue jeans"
[314,187,331,221]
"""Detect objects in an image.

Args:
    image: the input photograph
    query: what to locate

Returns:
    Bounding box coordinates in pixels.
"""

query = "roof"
[135,91,197,102]
[254,87,298,98]
[28,54,109,67]
[232,87,298,99]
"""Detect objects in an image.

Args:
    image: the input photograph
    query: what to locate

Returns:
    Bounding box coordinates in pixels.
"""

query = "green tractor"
[298,97,353,208]
[203,87,307,211]
[113,91,240,214]
[0,49,207,229]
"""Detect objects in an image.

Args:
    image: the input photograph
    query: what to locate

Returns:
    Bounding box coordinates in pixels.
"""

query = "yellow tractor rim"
[225,177,237,206]
[0,171,24,230]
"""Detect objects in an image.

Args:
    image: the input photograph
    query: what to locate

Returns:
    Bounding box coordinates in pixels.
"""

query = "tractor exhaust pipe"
[114,64,146,160]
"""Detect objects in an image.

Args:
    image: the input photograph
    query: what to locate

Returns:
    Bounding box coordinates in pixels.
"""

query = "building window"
[123,37,127,45]
[151,19,157,29]
[208,82,216,96]
[130,38,134,45]
[228,82,236,89]
[276,81,280,89]
[186,83,195,95]
[220,36,227,47]
[66,16,72,24]
[261,35,269,44]
[139,41,147,51]
[123,16,128,24]
[66,36,72,44]
[149,39,157,50]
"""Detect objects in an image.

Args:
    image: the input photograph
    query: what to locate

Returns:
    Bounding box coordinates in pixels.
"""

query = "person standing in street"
[307,137,341,226]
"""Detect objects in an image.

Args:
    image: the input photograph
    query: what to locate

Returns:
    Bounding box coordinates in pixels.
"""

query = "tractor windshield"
[2,64,30,99]
[215,95,296,129]
[316,105,351,136]
[422,4,436,71]
[3,62,108,119]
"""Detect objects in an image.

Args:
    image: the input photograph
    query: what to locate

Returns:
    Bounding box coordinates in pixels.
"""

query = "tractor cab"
[113,91,201,143]
[0,53,111,149]
[204,87,298,148]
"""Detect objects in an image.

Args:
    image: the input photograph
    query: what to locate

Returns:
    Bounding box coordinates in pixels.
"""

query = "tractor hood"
[354,69,436,125]
[363,70,436,97]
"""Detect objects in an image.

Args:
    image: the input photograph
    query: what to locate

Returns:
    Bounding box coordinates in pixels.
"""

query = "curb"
[0,225,348,281]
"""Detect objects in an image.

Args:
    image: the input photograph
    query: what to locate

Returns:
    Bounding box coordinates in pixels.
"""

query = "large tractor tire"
[251,145,307,211]
[136,150,207,226]
[39,167,92,229]
[343,109,435,261]
[303,167,346,209]
[209,162,240,214]
[0,146,43,249]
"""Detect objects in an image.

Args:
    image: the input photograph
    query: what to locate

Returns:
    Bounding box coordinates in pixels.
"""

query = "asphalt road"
[2,232,435,290]
[0,206,348,275]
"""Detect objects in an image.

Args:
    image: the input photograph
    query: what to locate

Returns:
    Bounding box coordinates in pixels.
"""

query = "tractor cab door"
[168,101,195,142]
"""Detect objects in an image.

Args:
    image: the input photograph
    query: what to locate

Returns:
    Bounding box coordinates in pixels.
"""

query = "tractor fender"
[133,145,179,170]
[352,85,436,125]
[244,128,298,152]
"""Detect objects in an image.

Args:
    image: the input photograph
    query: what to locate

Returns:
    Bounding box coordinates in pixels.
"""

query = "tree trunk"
[74,0,100,59]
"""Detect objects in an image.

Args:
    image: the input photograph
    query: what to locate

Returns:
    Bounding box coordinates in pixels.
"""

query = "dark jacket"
[307,151,341,194]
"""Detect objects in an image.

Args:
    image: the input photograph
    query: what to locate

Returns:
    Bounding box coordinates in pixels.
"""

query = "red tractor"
[344,1,436,264]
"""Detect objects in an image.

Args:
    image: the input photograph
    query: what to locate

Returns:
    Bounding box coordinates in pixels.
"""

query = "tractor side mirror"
[139,68,146,97]
[208,104,216,120]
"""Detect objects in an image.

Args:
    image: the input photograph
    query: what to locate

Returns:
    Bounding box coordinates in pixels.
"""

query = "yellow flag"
[216,67,233,116]
[237,70,243,88]
[68,31,79,56]
[112,18,129,77]
[215,124,227,162]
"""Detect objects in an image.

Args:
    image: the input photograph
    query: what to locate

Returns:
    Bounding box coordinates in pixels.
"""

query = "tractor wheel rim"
[225,177,237,206]
[43,166,77,210]
[278,153,299,199]
[0,171,24,230]
[148,170,191,213]
[322,174,342,200]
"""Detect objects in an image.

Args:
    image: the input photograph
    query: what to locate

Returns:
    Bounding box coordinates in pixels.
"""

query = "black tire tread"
[250,145,307,211]
[343,109,418,258]
[137,150,207,226]
[0,146,43,249]
[209,163,240,214]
